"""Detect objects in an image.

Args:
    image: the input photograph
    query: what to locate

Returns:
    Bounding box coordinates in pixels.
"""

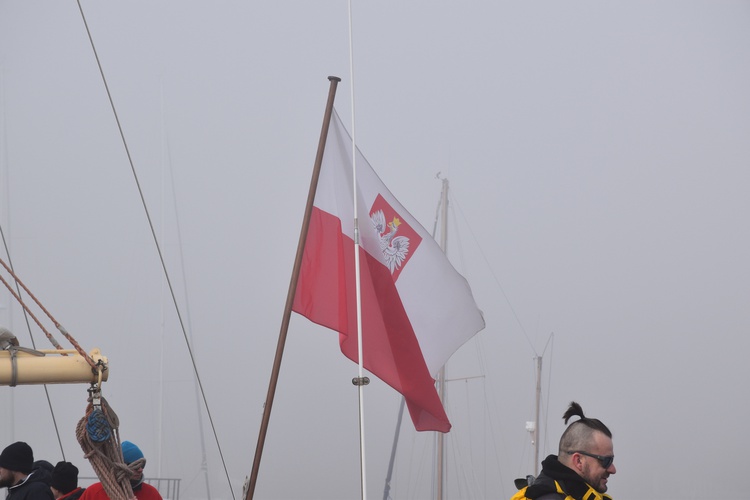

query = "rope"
[2,217,69,461]
[0,256,95,367]
[76,395,139,500]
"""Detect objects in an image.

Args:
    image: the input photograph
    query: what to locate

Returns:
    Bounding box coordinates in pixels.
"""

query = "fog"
[1,2,749,499]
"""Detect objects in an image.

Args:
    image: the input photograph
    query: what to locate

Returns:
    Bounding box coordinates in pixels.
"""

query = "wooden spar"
[245,75,341,500]
[0,348,108,386]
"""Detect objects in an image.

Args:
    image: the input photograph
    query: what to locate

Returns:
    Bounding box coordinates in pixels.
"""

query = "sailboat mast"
[533,355,542,477]
[435,177,449,500]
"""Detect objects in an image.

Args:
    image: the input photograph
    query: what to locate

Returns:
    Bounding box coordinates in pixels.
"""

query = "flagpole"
[245,75,341,500]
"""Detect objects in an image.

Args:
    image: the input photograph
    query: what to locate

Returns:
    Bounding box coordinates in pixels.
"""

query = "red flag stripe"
[293,207,450,431]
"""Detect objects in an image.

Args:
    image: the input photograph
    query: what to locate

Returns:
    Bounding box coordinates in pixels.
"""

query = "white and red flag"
[293,110,485,432]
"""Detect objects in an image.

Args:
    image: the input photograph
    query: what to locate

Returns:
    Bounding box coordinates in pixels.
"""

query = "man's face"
[0,466,15,488]
[579,431,617,493]
[129,466,144,489]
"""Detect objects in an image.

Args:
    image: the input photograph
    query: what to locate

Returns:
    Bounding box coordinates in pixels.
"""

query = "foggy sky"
[1,2,749,500]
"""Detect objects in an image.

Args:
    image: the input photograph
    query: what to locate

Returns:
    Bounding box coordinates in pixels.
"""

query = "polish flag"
[293,110,485,432]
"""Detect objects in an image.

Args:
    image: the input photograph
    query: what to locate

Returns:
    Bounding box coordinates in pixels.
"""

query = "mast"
[383,177,451,500]
[435,177,449,500]
[533,355,542,477]
[531,334,553,477]
[159,81,213,498]
[382,398,405,500]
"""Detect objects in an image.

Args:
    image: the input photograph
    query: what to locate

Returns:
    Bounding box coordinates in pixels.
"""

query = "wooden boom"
[0,348,108,386]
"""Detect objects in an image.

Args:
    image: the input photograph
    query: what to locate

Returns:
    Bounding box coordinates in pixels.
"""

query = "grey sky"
[1,2,749,499]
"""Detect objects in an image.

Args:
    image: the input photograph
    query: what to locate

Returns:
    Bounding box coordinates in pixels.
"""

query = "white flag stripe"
[316,111,485,376]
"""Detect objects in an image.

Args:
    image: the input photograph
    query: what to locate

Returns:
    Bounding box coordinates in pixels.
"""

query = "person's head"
[121,441,146,489]
[0,441,34,489]
[557,402,616,493]
[32,460,53,486]
[33,460,54,474]
[50,461,79,498]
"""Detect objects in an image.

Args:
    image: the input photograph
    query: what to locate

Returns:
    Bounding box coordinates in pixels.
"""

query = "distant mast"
[525,355,542,477]
[526,337,551,479]
[533,355,542,476]
[435,177,449,500]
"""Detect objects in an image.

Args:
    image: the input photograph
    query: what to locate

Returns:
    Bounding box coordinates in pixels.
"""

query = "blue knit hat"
[121,441,144,464]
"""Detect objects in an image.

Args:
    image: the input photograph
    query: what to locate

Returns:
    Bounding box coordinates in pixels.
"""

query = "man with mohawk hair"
[511,402,616,500]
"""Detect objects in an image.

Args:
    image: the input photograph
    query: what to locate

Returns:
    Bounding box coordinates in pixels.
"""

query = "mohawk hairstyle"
[563,401,585,424]
[562,401,611,436]
[558,401,612,454]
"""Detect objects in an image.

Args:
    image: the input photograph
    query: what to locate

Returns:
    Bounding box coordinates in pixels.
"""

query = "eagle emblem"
[369,194,422,280]
[370,210,410,273]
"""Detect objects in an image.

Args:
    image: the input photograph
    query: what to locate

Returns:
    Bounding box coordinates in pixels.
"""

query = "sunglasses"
[565,450,614,469]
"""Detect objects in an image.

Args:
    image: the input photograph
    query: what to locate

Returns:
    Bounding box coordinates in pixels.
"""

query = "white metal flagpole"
[347,1,368,499]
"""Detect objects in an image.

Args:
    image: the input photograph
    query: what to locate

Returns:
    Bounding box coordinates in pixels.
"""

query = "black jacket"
[6,470,55,500]
[525,455,612,500]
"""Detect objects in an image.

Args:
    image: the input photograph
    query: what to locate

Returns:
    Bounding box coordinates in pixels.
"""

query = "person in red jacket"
[79,442,162,500]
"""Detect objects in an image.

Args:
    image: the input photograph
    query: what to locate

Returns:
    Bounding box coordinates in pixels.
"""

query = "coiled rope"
[76,392,141,500]
[0,256,128,496]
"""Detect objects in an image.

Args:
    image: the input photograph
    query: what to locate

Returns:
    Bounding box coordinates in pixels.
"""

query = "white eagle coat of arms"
[370,209,410,274]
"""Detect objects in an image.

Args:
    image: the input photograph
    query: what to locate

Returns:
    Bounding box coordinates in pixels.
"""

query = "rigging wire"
[74,2,234,498]
[0,226,67,460]
[1,79,67,459]
[447,187,537,356]
[440,182,560,492]
[0,259,93,363]
[162,113,213,499]
[428,180,510,497]
[470,334,507,493]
